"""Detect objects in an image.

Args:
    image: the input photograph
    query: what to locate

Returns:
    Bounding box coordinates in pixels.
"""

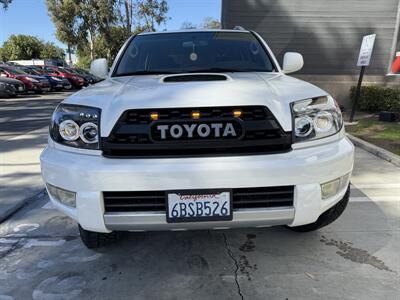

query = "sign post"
[349,34,376,122]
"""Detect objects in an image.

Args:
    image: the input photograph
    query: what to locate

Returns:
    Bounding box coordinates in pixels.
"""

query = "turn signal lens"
[233,110,242,117]
[150,112,159,120]
[192,111,200,119]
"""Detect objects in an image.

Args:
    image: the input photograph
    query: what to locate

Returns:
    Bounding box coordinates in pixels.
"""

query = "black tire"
[287,185,350,232]
[78,225,120,249]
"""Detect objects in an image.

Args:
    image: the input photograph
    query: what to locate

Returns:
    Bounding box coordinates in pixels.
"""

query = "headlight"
[50,104,101,149]
[50,76,62,81]
[291,95,343,142]
[25,77,39,83]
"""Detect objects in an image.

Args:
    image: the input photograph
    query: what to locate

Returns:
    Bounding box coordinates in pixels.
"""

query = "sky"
[0,0,222,50]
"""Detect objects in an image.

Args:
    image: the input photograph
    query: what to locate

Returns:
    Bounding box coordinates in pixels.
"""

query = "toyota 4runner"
[40,29,354,249]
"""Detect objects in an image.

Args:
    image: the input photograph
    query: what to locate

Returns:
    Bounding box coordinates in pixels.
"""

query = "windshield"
[114,31,274,76]
[3,67,27,75]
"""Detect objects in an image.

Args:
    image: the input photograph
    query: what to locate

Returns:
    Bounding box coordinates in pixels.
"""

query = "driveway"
[0,147,399,300]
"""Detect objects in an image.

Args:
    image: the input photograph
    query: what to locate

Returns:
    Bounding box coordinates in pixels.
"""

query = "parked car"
[40,66,86,89]
[0,65,51,94]
[18,66,72,91]
[59,67,94,85]
[40,29,354,249]
[71,68,104,84]
[0,77,25,98]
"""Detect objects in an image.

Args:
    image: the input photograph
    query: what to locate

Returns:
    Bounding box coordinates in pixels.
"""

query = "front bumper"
[40,136,354,233]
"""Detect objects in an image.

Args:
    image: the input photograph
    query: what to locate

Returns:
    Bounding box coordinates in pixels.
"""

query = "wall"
[222,0,400,75]
[221,0,400,106]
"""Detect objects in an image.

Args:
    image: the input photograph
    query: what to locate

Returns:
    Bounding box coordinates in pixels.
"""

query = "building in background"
[221,0,400,106]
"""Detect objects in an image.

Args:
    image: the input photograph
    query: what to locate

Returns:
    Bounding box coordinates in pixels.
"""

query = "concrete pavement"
[0,147,399,300]
[0,92,68,222]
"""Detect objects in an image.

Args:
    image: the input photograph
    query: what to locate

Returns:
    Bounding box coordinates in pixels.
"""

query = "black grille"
[103,186,294,213]
[102,106,292,157]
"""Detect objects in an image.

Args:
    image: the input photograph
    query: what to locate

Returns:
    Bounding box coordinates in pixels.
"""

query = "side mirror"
[282,52,304,74]
[90,58,108,79]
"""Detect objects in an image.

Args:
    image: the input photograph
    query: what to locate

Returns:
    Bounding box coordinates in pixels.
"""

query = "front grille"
[102,106,292,158]
[103,186,294,213]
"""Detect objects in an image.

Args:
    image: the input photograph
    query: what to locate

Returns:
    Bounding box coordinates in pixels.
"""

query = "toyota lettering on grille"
[151,121,243,141]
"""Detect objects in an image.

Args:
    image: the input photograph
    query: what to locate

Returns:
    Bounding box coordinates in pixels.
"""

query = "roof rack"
[233,26,246,31]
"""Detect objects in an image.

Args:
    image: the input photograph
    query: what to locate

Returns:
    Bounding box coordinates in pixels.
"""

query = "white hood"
[64,72,327,136]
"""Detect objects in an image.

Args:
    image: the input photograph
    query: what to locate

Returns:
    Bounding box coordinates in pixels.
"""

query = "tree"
[200,17,221,29]
[0,35,43,60]
[137,0,168,31]
[0,35,65,61]
[41,42,65,59]
[180,21,197,30]
[46,0,79,64]
[1,0,12,10]
[180,17,221,30]
[46,0,169,66]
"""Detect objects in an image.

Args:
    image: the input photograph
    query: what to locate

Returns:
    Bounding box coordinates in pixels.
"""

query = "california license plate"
[166,190,232,223]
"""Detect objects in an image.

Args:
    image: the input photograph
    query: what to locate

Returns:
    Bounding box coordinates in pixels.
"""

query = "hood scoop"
[162,74,228,83]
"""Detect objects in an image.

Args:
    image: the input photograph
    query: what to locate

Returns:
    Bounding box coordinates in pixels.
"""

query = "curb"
[347,134,400,167]
[0,189,45,223]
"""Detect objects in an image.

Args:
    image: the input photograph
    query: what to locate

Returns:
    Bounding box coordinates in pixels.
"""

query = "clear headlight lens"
[291,95,343,143]
[51,76,62,81]
[50,104,101,149]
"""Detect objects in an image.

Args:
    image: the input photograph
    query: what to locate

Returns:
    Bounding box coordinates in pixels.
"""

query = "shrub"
[350,85,400,112]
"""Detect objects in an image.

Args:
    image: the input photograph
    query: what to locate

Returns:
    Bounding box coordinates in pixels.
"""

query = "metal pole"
[349,66,366,123]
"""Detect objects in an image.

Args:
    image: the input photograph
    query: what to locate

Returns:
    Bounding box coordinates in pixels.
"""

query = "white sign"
[357,34,376,67]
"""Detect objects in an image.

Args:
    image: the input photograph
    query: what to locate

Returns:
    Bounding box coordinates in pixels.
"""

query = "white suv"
[40,29,354,249]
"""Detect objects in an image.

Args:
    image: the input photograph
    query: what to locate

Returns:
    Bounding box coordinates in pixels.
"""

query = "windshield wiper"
[114,70,176,76]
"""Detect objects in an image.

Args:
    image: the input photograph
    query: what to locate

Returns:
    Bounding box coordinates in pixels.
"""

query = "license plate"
[18,87,24,91]
[166,190,232,223]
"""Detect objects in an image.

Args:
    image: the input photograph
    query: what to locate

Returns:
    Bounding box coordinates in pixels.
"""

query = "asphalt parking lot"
[0,92,399,300]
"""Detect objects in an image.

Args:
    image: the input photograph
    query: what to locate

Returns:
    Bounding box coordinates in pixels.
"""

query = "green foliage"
[180,17,221,30]
[0,34,64,60]
[1,35,42,60]
[1,0,13,10]
[46,0,79,62]
[350,86,400,112]
[46,0,169,65]
[137,0,168,31]
[200,17,221,29]
[41,42,65,59]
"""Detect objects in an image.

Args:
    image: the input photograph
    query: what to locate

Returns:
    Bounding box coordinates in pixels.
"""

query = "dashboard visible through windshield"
[113,31,275,76]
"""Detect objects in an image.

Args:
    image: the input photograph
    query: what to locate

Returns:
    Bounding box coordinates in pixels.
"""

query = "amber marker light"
[192,111,201,119]
[233,110,242,117]
[150,112,159,120]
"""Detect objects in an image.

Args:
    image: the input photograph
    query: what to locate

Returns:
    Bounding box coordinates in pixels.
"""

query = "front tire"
[78,225,120,249]
[287,185,350,232]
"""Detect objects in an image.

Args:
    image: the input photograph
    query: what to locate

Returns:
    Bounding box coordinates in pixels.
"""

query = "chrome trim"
[104,207,295,231]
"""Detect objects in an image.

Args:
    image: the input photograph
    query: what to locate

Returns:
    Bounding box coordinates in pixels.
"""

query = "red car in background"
[40,66,87,89]
[0,65,51,93]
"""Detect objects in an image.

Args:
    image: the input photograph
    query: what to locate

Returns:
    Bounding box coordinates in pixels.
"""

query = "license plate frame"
[166,189,233,223]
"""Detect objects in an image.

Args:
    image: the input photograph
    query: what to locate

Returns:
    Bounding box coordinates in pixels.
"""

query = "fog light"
[46,183,76,207]
[321,178,340,199]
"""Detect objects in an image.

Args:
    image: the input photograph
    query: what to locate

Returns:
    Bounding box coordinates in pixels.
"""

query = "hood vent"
[162,74,228,83]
